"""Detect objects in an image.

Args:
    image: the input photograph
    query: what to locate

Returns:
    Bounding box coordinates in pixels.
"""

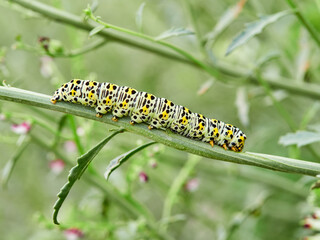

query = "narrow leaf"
[52,129,124,225]
[89,25,106,37]
[136,2,146,32]
[2,138,30,188]
[226,10,291,56]
[279,131,320,147]
[104,141,156,180]
[155,27,194,41]
[205,0,247,48]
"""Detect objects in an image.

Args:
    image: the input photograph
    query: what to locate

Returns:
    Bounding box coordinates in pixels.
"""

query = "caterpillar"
[51,79,246,152]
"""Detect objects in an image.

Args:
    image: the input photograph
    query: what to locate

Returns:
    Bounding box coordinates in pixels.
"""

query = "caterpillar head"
[228,128,246,152]
[51,82,70,104]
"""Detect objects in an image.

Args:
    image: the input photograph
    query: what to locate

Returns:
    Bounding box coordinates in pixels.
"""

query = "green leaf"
[52,129,124,225]
[155,27,194,41]
[205,0,246,48]
[135,2,146,32]
[279,131,320,147]
[225,10,291,56]
[1,137,30,188]
[89,25,106,37]
[104,141,156,180]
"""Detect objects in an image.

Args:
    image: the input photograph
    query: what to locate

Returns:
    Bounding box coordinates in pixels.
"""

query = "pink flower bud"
[11,122,31,135]
[149,160,157,169]
[184,178,199,192]
[64,228,84,240]
[49,159,65,175]
[302,217,320,230]
[139,171,149,183]
[64,141,77,153]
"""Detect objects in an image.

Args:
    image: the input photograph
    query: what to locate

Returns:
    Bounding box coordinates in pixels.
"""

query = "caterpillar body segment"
[51,79,246,152]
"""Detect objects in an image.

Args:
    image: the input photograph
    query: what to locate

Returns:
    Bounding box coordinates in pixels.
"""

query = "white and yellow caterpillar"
[51,79,246,152]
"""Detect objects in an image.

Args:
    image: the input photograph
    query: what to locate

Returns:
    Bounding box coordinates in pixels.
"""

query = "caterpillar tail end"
[209,140,214,148]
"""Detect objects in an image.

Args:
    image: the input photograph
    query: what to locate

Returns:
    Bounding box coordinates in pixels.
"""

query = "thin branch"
[285,0,320,48]
[7,0,320,100]
[1,86,320,177]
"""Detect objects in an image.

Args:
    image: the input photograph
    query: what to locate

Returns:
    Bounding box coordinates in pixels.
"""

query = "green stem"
[62,38,108,58]
[1,86,320,176]
[161,154,200,233]
[285,0,320,47]
[160,154,308,198]
[90,14,219,78]
[67,115,85,155]
[7,0,320,100]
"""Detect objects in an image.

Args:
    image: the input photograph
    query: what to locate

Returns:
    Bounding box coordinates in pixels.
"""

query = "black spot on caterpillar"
[51,79,246,152]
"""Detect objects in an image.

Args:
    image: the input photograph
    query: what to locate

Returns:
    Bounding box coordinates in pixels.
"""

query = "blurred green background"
[1,0,320,239]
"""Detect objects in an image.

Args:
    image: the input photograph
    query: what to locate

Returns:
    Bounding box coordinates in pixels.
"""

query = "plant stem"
[67,115,85,155]
[62,38,108,58]
[89,14,219,78]
[161,154,200,233]
[7,0,320,100]
[160,154,308,198]
[1,86,320,176]
[285,0,320,47]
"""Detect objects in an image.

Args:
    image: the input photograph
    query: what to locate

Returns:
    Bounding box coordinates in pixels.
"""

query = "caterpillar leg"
[95,105,109,118]
[222,144,228,150]
[112,116,118,122]
[148,125,153,130]
[130,120,135,126]
[209,140,214,148]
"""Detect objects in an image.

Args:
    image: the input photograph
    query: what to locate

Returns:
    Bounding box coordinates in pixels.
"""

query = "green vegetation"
[1,0,320,239]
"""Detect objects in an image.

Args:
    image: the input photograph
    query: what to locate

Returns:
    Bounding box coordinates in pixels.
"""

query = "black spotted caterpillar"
[51,79,246,152]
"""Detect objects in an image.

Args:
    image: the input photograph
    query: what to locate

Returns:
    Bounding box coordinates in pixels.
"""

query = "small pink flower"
[139,171,149,183]
[302,217,320,230]
[312,209,320,219]
[149,160,157,169]
[184,178,200,192]
[64,228,84,240]
[64,141,77,153]
[49,159,65,174]
[11,122,31,135]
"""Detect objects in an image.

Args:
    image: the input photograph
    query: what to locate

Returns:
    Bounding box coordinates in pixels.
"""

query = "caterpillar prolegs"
[51,79,246,152]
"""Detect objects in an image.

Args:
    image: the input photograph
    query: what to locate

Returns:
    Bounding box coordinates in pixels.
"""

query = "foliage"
[1,0,320,239]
